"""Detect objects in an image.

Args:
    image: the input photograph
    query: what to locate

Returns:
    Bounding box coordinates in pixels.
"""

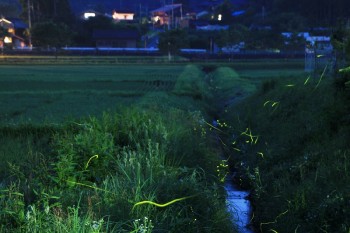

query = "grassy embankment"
[0,59,304,232]
[0,62,226,232]
[218,67,350,232]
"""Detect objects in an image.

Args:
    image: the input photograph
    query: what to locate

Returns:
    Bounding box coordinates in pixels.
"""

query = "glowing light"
[133,195,196,210]
[85,154,99,170]
[84,12,96,19]
[257,152,264,158]
[153,16,160,22]
[218,14,222,21]
[271,102,279,107]
[66,180,110,193]
[315,64,328,89]
[4,36,12,43]
[263,101,271,107]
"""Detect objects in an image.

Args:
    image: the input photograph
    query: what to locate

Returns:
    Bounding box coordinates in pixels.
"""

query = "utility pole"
[262,6,265,21]
[27,0,32,47]
[53,0,57,17]
[171,0,174,29]
[139,4,142,24]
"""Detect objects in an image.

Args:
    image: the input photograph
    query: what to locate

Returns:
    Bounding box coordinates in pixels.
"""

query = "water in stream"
[225,179,254,233]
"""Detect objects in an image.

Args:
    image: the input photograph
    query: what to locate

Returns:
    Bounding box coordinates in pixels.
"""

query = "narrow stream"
[212,113,255,233]
[224,178,254,233]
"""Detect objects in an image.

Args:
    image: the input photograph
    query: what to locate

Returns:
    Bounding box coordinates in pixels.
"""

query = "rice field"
[0,59,305,125]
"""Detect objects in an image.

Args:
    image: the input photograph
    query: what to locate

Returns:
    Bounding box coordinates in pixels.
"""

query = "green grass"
[0,59,306,232]
[0,108,233,232]
[0,64,186,125]
[0,62,304,125]
[0,55,189,65]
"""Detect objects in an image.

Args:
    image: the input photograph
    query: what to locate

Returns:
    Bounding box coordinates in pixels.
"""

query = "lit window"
[4,36,12,43]
[84,13,96,19]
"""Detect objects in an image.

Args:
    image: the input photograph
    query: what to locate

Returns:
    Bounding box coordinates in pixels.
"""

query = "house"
[93,29,139,48]
[112,10,135,22]
[0,17,28,48]
[151,4,183,28]
[304,34,334,72]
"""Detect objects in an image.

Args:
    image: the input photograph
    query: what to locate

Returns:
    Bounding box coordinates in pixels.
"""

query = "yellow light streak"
[133,195,196,210]
[85,154,99,170]
[304,76,310,85]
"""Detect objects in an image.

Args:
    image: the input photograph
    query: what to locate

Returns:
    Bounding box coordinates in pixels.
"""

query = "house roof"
[151,4,182,14]
[0,18,13,29]
[6,18,28,29]
[93,29,139,40]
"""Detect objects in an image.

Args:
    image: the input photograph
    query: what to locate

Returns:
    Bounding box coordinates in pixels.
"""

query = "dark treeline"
[249,0,350,28]
[18,0,73,24]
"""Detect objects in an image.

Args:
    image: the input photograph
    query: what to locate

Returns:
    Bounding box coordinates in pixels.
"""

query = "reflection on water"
[225,180,254,233]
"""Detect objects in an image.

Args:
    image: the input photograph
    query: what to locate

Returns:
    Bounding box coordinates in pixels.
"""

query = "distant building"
[0,17,28,48]
[93,29,139,48]
[112,10,135,22]
[303,34,334,72]
[80,8,135,22]
[81,10,100,20]
[151,4,183,28]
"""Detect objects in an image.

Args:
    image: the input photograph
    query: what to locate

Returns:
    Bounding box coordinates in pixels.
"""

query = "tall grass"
[220,71,350,232]
[0,107,234,232]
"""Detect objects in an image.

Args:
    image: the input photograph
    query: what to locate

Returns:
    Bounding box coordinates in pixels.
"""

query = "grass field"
[0,64,184,124]
[0,59,304,124]
[0,58,309,232]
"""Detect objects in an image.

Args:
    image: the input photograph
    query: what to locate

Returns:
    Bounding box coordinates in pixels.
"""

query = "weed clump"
[173,64,208,99]
[209,67,256,101]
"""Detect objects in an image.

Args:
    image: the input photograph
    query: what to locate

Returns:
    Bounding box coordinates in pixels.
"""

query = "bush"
[173,64,208,99]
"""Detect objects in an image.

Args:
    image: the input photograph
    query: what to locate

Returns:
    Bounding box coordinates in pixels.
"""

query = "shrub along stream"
[0,107,237,232]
